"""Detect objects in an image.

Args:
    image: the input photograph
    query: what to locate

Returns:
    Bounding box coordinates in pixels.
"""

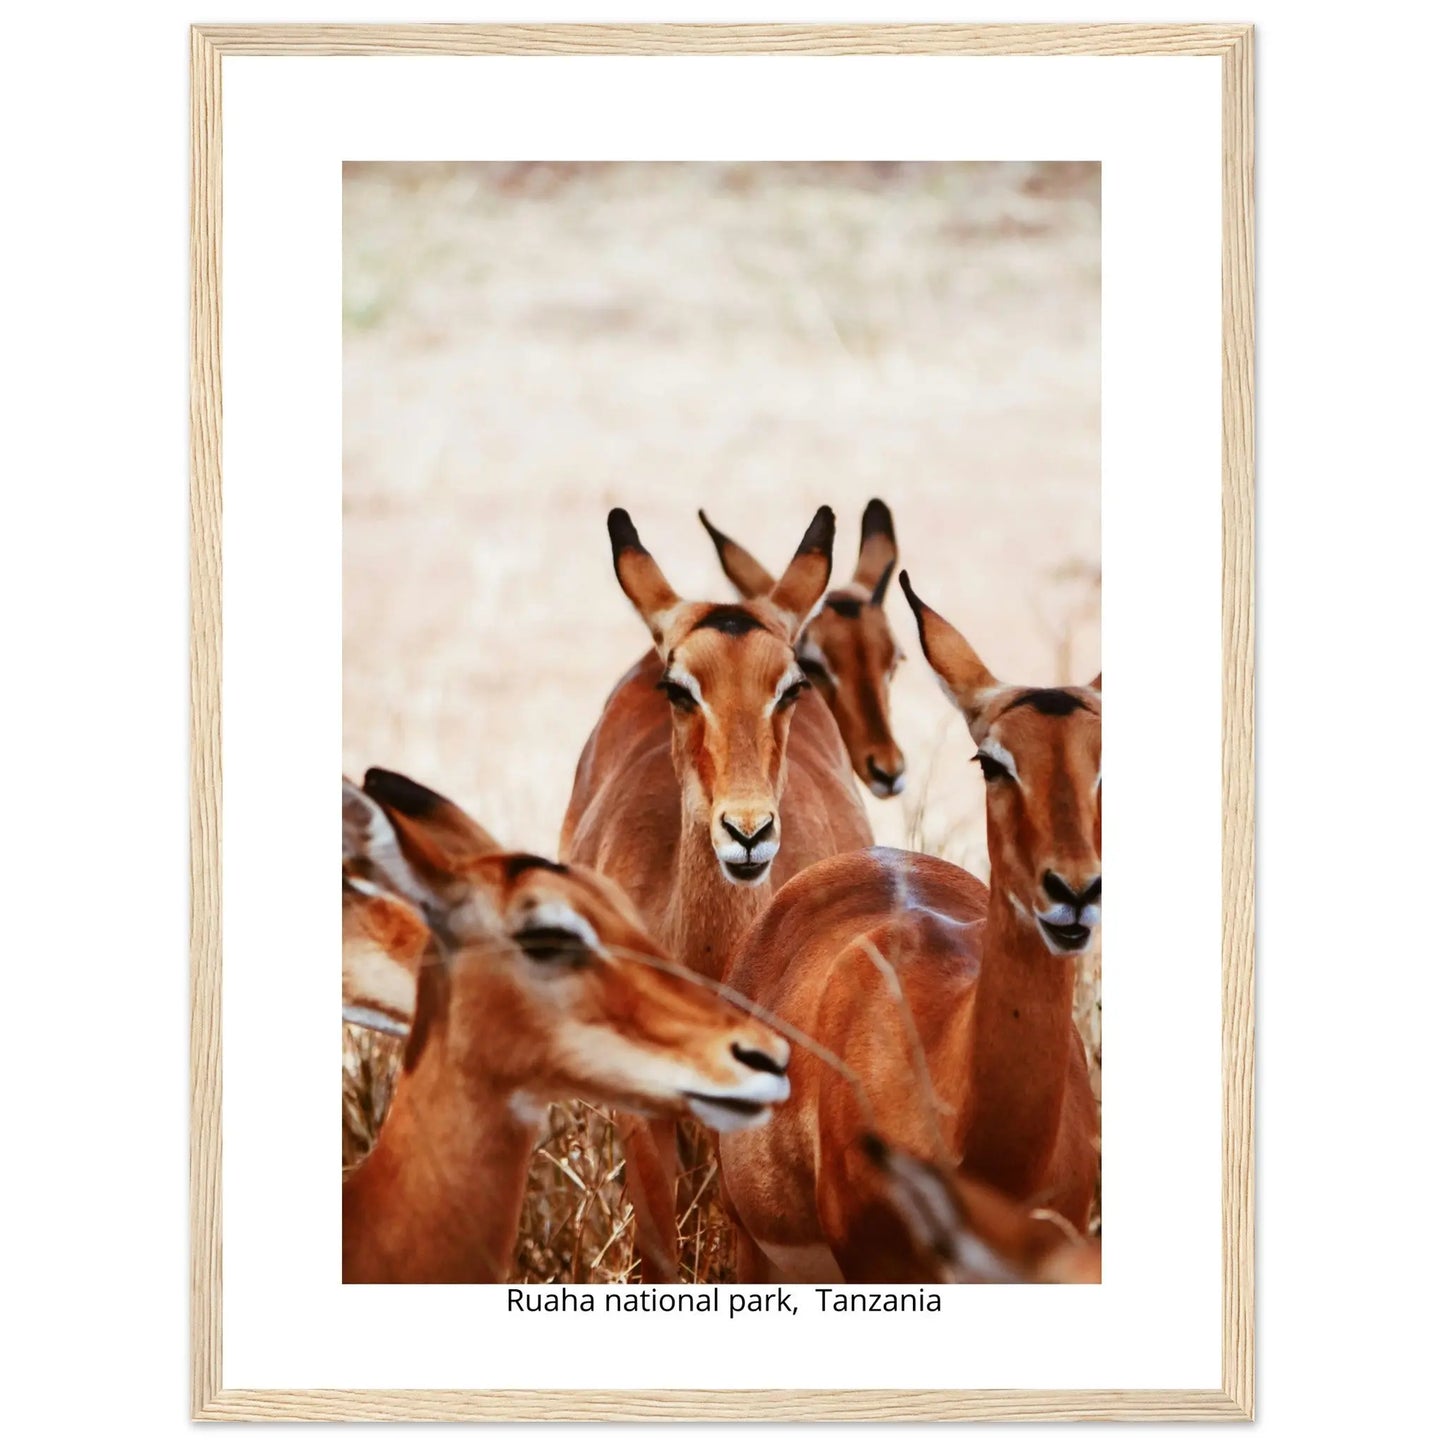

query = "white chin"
[686,1098,775,1133]
[867,775,905,799]
[719,857,773,887]
[1036,920,1093,956]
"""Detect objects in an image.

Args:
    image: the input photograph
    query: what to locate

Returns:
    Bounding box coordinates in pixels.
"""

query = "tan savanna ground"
[342,162,1101,1281]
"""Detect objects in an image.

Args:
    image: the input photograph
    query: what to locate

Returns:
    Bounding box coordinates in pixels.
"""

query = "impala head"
[900,573,1102,956]
[351,768,791,1129]
[700,499,907,797]
[862,1134,1101,1284]
[609,506,835,887]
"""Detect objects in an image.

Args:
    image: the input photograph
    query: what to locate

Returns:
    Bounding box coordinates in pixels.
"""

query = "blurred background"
[342,161,1100,1278]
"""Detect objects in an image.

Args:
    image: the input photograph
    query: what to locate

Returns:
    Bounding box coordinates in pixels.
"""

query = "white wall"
[2,2,1439,1440]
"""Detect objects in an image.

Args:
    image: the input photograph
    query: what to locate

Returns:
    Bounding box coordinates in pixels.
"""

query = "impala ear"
[898,572,999,741]
[342,777,431,908]
[609,508,683,648]
[698,509,776,598]
[768,506,835,641]
[362,768,502,875]
[1087,672,1102,694]
[342,777,433,1035]
[343,775,389,862]
[869,558,896,610]
[854,498,898,596]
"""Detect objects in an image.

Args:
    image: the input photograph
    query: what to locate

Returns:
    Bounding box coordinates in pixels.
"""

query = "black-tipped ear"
[898,572,998,739]
[363,767,449,820]
[899,570,945,670]
[854,498,898,593]
[362,768,502,870]
[869,558,896,609]
[698,509,776,598]
[608,508,682,647]
[607,507,644,573]
[898,570,925,635]
[861,498,894,544]
[797,505,835,558]
[769,506,835,641]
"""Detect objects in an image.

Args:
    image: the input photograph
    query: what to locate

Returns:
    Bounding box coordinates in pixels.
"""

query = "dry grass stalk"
[341,1024,402,1172]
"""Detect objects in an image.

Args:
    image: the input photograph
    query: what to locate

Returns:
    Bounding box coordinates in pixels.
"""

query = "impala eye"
[798,654,831,686]
[776,677,810,711]
[657,678,698,713]
[511,926,593,967]
[973,751,1012,784]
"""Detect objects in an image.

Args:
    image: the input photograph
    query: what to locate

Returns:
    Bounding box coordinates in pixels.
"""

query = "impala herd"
[341,502,1101,1286]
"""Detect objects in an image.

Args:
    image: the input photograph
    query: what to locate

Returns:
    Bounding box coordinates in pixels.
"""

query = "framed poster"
[191,22,1253,1421]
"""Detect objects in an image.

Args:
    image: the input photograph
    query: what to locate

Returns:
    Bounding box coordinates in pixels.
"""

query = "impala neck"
[343,1029,538,1283]
[955,884,1078,1200]
[664,814,773,981]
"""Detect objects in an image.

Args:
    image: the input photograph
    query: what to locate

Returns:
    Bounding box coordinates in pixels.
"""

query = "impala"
[561,506,872,1279]
[717,572,1100,1282]
[862,1134,1102,1284]
[699,499,907,797]
[341,768,792,1284]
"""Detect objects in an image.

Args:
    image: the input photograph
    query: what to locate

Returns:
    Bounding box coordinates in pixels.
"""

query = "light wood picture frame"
[190,22,1254,1422]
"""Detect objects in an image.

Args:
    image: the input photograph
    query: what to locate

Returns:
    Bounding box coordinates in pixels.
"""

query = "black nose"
[722,816,775,849]
[732,1042,786,1076]
[866,757,901,788]
[1042,871,1102,909]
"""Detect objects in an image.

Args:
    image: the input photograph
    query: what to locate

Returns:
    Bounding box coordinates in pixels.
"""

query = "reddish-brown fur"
[342,771,792,1284]
[561,508,872,1279]
[862,1136,1102,1284]
[699,500,907,796]
[563,649,871,981]
[717,575,1100,1283]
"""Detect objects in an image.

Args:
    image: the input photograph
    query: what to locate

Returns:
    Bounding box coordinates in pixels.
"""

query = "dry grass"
[514,1115,735,1285]
[341,1025,402,1172]
[342,162,1101,1280]
[341,1040,736,1283]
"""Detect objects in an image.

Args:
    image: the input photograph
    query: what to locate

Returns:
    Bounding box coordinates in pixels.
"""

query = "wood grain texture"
[188,21,1255,1423]
[196,1387,1247,1423]
[196,22,1249,57]
[189,24,223,1423]
[1219,27,1257,1424]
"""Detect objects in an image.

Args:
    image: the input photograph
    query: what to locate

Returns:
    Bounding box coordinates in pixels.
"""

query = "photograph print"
[339,161,1102,1289]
